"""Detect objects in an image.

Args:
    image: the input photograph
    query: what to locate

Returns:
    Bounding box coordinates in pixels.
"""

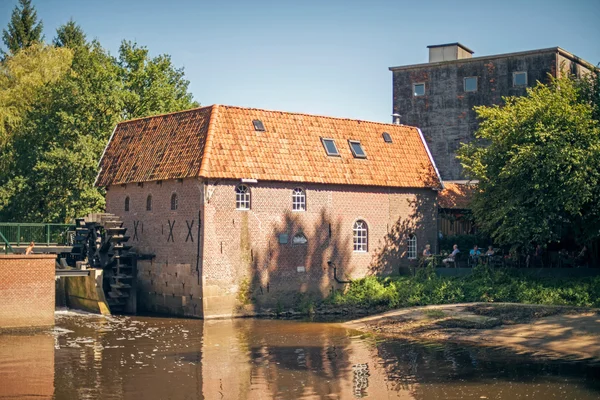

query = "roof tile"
[96,105,442,189]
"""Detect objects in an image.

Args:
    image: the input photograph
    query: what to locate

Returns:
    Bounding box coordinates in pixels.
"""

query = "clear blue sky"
[1,0,599,123]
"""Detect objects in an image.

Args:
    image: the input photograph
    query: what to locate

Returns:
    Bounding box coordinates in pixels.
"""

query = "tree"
[53,19,87,49]
[458,76,600,249]
[0,25,198,222]
[2,0,44,55]
[118,41,198,119]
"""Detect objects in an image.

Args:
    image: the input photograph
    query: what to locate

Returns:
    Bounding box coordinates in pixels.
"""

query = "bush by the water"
[326,265,600,309]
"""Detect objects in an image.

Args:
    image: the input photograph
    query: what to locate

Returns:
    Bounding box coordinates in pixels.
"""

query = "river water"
[0,311,598,400]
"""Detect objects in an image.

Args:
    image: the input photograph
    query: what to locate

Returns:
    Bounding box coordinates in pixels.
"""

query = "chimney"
[391,113,401,125]
[427,43,474,63]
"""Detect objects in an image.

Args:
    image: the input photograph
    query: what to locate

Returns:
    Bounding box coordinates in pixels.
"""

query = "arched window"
[146,195,152,211]
[171,193,178,210]
[353,220,368,252]
[124,196,130,212]
[235,185,250,210]
[292,187,306,211]
[407,234,417,260]
[292,232,308,245]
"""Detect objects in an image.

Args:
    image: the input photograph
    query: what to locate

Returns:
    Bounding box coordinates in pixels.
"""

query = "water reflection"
[0,312,598,399]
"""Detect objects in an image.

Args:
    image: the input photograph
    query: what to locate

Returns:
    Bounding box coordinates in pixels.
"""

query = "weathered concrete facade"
[391,45,597,179]
[106,179,438,318]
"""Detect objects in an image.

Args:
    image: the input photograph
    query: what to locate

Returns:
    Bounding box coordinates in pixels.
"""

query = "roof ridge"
[116,104,212,125]
[198,105,218,177]
[211,104,414,129]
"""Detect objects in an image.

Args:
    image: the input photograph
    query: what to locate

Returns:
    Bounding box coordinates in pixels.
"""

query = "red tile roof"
[438,181,477,209]
[96,105,443,189]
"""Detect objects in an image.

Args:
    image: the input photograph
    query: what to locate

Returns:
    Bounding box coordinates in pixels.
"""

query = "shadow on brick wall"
[246,208,352,310]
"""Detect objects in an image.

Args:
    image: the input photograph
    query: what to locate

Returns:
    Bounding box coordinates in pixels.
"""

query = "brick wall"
[0,255,56,330]
[107,178,438,318]
[106,179,204,317]
[202,180,437,316]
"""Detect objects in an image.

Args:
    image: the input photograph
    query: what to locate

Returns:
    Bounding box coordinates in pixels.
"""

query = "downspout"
[327,261,352,284]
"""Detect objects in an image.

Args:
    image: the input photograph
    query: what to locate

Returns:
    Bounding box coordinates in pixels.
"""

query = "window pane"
[322,139,339,156]
[349,141,366,158]
[353,220,368,252]
[236,185,250,210]
[464,77,477,92]
[413,83,425,96]
[292,188,306,211]
[513,72,527,86]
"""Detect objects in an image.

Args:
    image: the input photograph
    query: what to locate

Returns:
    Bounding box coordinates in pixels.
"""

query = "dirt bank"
[344,303,600,361]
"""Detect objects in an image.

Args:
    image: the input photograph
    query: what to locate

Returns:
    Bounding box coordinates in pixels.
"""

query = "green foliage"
[53,19,87,49]
[118,41,198,119]
[458,76,600,249]
[0,17,198,222]
[2,0,44,55]
[328,266,600,309]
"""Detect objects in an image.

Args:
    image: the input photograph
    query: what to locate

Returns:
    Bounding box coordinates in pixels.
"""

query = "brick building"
[390,43,597,179]
[96,105,443,318]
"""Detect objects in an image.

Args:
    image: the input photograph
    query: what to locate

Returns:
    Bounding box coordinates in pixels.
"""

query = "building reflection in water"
[2,314,599,399]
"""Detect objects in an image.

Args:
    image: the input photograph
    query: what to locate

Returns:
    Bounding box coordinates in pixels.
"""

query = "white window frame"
[464,76,477,92]
[292,187,306,211]
[235,184,250,210]
[413,82,425,97]
[513,71,528,87]
[353,220,368,252]
[171,193,178,211]
[146,195,152,211]
[407,234,417,260]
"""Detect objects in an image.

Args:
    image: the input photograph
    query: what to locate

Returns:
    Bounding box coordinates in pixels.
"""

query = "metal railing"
[0,223,75,248]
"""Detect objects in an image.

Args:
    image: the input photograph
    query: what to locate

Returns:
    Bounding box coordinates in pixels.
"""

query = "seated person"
[422,244,432,257]
[576,245,588,267]
[485,246,494,256]
[443,245,460,266]
[469,245,482,265]
[25,241,35,255]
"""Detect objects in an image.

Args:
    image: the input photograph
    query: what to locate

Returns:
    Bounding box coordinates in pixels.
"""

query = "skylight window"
[252,119,265,131]
[382,132,392,143]
[321,138,340,156]
[349,140,366,158]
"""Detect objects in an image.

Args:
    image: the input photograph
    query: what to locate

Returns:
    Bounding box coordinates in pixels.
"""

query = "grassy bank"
[326,265,600,309]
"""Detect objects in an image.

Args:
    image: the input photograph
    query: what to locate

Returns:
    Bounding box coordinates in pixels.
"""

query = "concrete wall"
[105,178,204,318]
[0,254,55,330]
[202,180,438,317]
[392,50,558,179]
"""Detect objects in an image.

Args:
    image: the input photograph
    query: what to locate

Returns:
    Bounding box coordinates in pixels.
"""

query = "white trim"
[94,125,118,187]
[417,128,444,190]
[463,76,478,92]
[413,82,426,96]
[513,71,528,87]
[241,178,257,183]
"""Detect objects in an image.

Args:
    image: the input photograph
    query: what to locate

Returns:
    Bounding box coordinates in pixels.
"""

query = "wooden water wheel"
[70,213,137,314]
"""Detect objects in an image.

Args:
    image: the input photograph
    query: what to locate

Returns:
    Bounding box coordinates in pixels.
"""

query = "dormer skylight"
[349,140,366,158]
[252,119,265,131]
[321,138,340,156]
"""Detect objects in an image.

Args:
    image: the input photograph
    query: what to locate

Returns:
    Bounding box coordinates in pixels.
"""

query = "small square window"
[413,83,425,96]
[252,119,265,131]
[513,72,527,87]
[278,234,289,244]
[321,138,340,156]
[348,140,366,158]
[464,77,477,92]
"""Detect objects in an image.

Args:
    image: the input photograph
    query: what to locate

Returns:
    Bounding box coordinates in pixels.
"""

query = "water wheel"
[70,213,137,314]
